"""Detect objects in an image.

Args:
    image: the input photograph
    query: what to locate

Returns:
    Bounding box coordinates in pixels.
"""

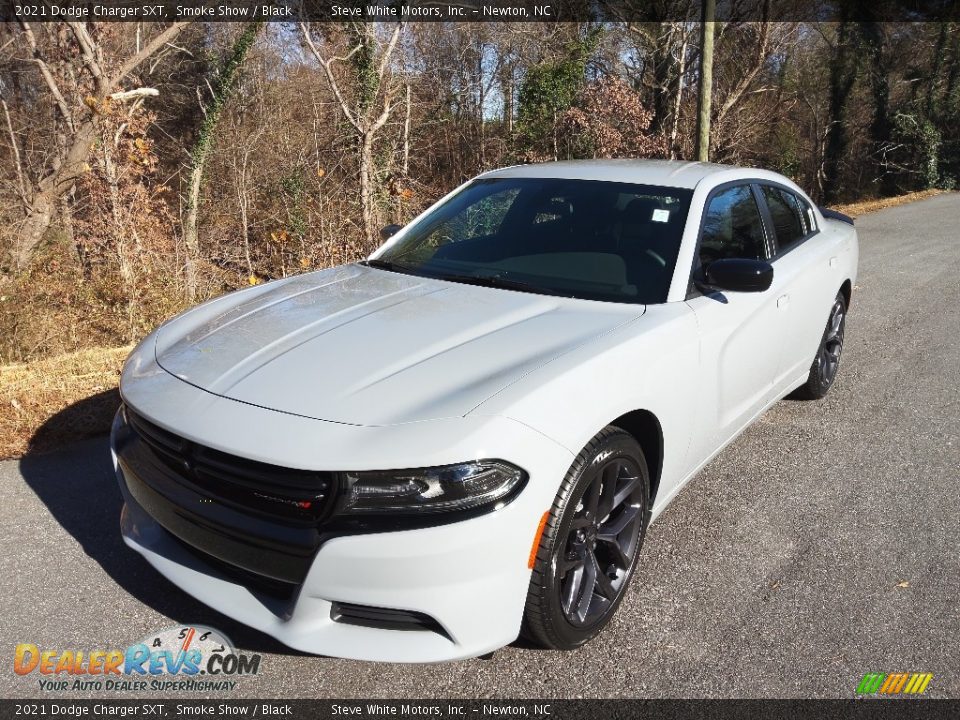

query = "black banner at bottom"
[2,699,960,720]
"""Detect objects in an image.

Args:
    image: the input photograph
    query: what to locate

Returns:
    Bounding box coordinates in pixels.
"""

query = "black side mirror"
[701,258,773,293]
[380,224,403,241]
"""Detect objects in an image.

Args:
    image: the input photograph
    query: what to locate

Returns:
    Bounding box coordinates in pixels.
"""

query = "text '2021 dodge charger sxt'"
[112,160,857,662]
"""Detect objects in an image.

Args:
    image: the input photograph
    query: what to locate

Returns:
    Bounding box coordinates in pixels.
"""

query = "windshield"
[370,178,693,304]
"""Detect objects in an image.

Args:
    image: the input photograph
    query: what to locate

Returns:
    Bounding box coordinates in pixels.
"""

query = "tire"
[522,427,651,650]
[792,291,847,400]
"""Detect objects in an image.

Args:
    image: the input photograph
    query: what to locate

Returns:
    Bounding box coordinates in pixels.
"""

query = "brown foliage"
[561,76,666,159]
[0,21,956,368]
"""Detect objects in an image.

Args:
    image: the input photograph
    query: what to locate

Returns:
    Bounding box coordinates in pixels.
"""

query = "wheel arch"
[609,409,664,506]
[840,278,852,309]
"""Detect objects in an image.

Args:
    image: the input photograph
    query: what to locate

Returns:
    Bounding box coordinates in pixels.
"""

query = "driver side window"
[699,184,767,269]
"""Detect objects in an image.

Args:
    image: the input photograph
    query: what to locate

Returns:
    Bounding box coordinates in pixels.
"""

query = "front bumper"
[113,364,573,662]
[118,472,528,662]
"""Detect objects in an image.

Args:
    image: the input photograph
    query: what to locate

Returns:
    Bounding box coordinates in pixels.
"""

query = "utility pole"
[695,0,715,162]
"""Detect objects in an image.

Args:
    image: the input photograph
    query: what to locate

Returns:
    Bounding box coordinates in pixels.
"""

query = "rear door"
[756,184,843,390]
[685,182,789,458]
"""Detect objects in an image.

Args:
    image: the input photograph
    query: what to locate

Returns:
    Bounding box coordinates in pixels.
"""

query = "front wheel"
[793,291,847,400]
[522,427,650,650]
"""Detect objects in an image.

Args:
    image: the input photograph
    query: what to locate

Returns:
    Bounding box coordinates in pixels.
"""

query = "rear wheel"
[793,291,847,400]
[522,427,650,650]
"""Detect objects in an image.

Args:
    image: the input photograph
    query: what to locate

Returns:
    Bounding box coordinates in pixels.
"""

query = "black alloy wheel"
[819,296,846,386]
[793,291,847,400]
[523,427,651,649]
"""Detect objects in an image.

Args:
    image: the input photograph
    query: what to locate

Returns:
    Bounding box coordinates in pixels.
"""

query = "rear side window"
[761,185,807,252]
[699,184,767,268]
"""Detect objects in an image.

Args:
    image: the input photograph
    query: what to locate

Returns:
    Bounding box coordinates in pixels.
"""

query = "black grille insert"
[117,407,338,585]
[126,410,337,525]
[330,602,451,640]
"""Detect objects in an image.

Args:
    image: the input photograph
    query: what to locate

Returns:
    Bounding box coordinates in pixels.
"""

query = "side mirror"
[380,224,403,241]
[702,258,773,293]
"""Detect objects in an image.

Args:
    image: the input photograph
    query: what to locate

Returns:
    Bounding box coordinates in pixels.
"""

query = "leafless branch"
[18,20,75,132]
[715,14,773,126]
[300,23,363,132]
[1,97,29,212]
[109,88,159,102]
[67,22,108,94]
[111,22,190,89]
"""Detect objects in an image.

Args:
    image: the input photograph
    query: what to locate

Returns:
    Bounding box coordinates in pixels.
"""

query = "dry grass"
[834,188,947,218]
[0,345,131,459]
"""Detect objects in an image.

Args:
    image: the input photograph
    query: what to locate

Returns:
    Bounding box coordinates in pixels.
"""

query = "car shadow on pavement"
[19,390,305,656]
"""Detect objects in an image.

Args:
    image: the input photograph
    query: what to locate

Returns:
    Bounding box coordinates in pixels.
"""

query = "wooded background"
[1,19,957,363]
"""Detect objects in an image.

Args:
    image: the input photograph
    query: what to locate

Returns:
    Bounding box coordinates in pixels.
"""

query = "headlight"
[340,460,526,515]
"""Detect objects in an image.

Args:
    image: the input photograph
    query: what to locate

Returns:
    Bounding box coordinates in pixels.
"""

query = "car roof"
[478,159,751,190]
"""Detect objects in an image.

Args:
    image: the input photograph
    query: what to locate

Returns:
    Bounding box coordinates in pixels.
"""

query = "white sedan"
[112,160,858,662]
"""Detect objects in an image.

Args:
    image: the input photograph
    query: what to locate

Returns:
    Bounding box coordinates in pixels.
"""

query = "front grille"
[127,410,337,525]
[330,602,451,640]
[116,407,338,586]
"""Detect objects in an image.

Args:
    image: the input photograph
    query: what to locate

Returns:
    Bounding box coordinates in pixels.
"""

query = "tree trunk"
[12,21,189,272]
[17,192,56,268]
[300,23,402,254]
[402,83,411,176]
[182,166,204,298]
[927,23,949,119]
[670,30,688,159]
[182,22,261,300]
[359,132,376,249]
[944,24,960,118]
[695,0,716,162]
[15,118,97,269]
[860,22,895,195]
[824,21,859,205]
[650,23,677,139]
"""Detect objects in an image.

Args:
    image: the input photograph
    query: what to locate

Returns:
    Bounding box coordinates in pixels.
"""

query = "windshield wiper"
[360,258,415,274]
[432,271,565,298]
[363,261,568,298]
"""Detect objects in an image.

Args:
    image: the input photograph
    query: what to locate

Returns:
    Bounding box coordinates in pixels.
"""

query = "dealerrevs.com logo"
[14,625,261,693]
[856,672,934,696]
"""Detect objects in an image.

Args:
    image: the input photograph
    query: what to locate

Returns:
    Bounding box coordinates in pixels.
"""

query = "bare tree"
[301,22,403,248]
[696,0,716,161]
[11,21,189,271]
[182,22,261,300]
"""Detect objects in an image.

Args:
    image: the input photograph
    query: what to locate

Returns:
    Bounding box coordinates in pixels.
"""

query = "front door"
[685,183,788,459]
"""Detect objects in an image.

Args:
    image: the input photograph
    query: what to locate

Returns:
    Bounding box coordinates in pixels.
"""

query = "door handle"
[777,294,790,309]
[829,256,838,268]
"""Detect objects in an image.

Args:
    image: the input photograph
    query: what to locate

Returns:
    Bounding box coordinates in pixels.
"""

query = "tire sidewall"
[808,292,848,397]
[535,429,650,649]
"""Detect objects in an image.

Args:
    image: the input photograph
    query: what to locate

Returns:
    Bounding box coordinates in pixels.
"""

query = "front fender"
[470,302,700,514]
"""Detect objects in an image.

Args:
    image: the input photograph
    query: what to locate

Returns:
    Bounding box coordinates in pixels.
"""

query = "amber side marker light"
[528,511,551,569]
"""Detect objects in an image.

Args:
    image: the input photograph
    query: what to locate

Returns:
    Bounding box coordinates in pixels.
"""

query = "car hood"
[154,265,643,426]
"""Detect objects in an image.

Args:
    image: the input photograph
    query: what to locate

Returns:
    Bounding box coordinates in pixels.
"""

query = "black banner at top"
[2,0,959,22]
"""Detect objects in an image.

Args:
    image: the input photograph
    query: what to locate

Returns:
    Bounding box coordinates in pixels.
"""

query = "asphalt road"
[3,194,958,699]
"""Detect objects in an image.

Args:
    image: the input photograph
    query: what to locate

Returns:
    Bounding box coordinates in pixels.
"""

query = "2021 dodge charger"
[112,160,858,662]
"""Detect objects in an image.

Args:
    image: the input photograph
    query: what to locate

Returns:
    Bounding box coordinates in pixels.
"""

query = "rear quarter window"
[761,185,808,253]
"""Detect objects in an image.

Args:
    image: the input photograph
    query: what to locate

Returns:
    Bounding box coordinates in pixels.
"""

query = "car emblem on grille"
[179,441,196,475]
